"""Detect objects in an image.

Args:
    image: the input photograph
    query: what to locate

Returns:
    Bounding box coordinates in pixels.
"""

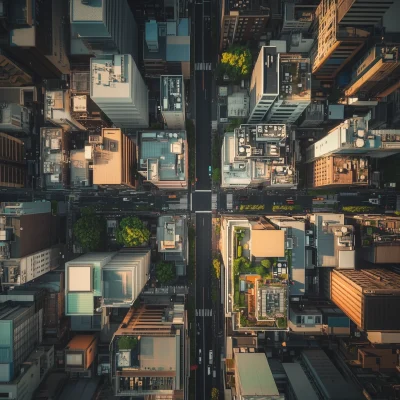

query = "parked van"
[209,350,213,364]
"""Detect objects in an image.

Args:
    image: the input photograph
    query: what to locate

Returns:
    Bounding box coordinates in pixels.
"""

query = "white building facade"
[90,54,149,128]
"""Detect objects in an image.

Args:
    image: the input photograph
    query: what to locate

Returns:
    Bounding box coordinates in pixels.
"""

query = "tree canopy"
[213,258,221,279]
[233,256,251,275]
[73,207,105,251]
[156,262,175,283]
[218,46,252,81]
[342,206,374,213]
[116,216,150,247]
[211,388,219,400]
[261,259,271,269]
[212,168,221,183]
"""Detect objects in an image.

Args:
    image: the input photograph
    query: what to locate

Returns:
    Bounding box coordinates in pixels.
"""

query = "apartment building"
[70,0,138,61]
[90,54,148,128]
[137,131,188,190]
[309,155,369,188]
[311,0,370,80]
[0,132,25,188]
[306,116,400,162]
[92,128,137,189]
[221,124,297,189]
[248,47,311,125]
[110,304,188,398]
[160,76,185,130]
[219,0,270,52]
[330,269,400,332]
[65,335,97,376]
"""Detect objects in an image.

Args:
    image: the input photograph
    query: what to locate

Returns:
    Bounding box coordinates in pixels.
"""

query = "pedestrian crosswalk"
[195,62,212,71]
[196,309,213,317]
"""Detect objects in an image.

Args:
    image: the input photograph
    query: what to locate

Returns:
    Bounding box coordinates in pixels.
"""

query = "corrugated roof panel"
[67,293,94,315]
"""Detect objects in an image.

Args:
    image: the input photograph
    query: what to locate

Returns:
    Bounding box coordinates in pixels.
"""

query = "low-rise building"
[70,149,90,188]
[221,124,297,189]
[309,155,369,188]
[92,128,137,189]
[234,353,284,399]
[65,335,97,376]
[0,103,31,134]
[157,215,188,275]
[221,216,290,331]
[351,346,399,372]
[40,127,69,190]
[138,131,188,190]
[282,363,319,400]
[160,75,185,130]
[110,304,188,398]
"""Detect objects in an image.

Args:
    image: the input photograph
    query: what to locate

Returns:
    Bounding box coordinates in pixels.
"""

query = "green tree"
[212,167,221,183]
[255,265,267,276]
[73,207,105,251]
[116,216,150,247]
[118,336,138,350]
[155,262,175,284]
[217,46,252,81]
[213,258,221,279]
[342,206,375,213]
[261,259,271,269]
[272,205,302,212]
[211,388,219,400]
[233,257,251,275]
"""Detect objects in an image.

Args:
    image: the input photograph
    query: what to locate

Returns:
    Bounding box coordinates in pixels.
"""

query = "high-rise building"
[0,132,26,188]
[281,3,315,34]
[160,75,185,130]
[306,116,400,162]
[220,0,270,52]
[330,269,400,332]
[90,54,149,128]
[110,303,188,398]
[248,47,311,124]
[65,249,150,317]
[70,0,138,60]
[0,103,31,134]
[92,128,137,188]
[137,130,188,190]
[344,45,400,101]
[311,0,370,80]
[337,0,393,26]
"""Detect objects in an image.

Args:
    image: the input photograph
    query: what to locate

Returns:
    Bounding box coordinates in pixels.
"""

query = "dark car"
[239,196,249,201]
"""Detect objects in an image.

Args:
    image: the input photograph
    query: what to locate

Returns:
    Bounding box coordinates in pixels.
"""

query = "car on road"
[198,349,202,364]
[209,350,213,364]
[207,366,211,375]
[213,368,216,378]
[208,166,212,177]
[122,198,130,201]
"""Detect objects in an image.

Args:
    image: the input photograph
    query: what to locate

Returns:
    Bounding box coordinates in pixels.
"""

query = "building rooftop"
[138,131,187,185]
[226,0,270,14]
[71,0,104,22]
[279,55,311,101]
[67,334,96,350]
[235,353,279,396]
[251,229,285,258]
[282,363,319,400]
[160,76,184,112]
[40,128,68,189]
[70,149,90,188]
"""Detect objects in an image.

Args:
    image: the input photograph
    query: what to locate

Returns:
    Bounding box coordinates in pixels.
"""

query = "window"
[315,316,321,324]
[296,316,301,324]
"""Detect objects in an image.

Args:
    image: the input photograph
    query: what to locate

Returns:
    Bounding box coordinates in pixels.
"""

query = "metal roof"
[282,363,319,400]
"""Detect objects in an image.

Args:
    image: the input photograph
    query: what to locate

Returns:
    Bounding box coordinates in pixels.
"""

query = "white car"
[198,356,202,364]
[123,198,130,201]
[207,366,211,375]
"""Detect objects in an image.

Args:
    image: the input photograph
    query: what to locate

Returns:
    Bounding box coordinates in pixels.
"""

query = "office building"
[234,353,284,400]
[0,132,25,188]
[40,127,69,190]
[45,90,86,132]
[248,47,311,124]
[0,201,52,260]
[92,128,137,188]
[0,52,33,87]
[157,215,188,275]
[6,0,69,78]
[90,54,148,128]
[0,345,54,400]
[301,350,363,400]
[306,116,400,162]
[65,249,150,317]
[345,45,400,101]
[0,295,44,382]
[311,0,370,80]
[160,75,185,129]
[221,216,289,331]
[219,0,270,52]
[0,103,31,134]
[110,303,188,398]
[331,269,400,332]
[143,19,191,78]
[65,335,97,376]
[282,363,319,400]
[137,131,188,190]
[70,149,91,188]
[0,246,60,288]
[221,124,297,189]
[70,0,138,60]
[309,155,369,188]
[337,0,393,26]
[281,3,315,34]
